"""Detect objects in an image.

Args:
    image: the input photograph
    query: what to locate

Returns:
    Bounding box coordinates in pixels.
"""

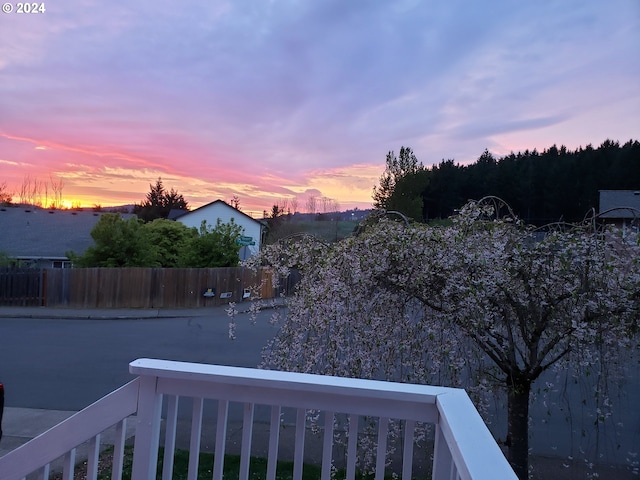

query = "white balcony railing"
[0,358,517,480]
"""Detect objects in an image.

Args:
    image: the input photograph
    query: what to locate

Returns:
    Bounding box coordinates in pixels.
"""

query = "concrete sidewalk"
[0,407,77,458]
[0,305,231,320]
[0,298,285,320]
[0,406,138,475]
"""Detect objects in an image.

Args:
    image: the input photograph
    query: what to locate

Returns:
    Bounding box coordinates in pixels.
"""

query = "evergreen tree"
[373,146,426,220]
[134,178,189,222]
[374,139,640,225]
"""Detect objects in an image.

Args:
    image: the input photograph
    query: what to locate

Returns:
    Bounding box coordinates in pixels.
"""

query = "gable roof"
[176,199,264,226]
[167,208,189,220]
[0,206,135,259]
[598,190,640,219]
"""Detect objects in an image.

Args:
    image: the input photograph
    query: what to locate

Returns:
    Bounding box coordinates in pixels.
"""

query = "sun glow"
[59,198,94,210]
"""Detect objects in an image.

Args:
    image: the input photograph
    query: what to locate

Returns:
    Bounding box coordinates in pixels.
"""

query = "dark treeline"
[375,139,640,225]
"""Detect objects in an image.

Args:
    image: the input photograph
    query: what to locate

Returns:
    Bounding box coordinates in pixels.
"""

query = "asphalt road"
[0,307,280,411]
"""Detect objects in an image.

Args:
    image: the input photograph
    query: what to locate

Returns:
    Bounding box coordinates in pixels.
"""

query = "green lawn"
[99,446,412,480]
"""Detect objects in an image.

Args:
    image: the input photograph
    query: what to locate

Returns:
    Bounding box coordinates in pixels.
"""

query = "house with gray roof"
[0,206,135,268]
[599,190,640,222]
[598,190,640,240]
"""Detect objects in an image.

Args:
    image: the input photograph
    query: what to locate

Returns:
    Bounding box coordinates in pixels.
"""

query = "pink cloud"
[0,2,637,218]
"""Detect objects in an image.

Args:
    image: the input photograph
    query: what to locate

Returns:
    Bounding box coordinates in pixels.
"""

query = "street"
[0,307,279,410]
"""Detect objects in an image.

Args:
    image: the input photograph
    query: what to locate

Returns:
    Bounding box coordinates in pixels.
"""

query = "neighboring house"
[599,190,640,226]
[172,200,265,260]
[0,206,134,268]
[599,190,640,242]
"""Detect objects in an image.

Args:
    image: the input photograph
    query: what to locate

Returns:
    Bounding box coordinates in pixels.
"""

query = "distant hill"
[263,209,373,244]
[100,204,136,213]
[285,209,372,222]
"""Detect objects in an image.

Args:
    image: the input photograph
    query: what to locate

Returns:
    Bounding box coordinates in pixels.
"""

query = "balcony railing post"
[131,374,163,479]
[435,390,517,480]
[432,423,454,480]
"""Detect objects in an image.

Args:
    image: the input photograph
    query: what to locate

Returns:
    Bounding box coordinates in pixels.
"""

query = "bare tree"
[50,175,64,209]
[230,195,241,210]
[18,176,28,204]
[306,195,317,215]
[42,180,49,208]
[32,178,43,206]
[321,196,332,214]
[278,198,289,216]
[19,175,36,205]
[17,175,64,208]
[290,196,298,215]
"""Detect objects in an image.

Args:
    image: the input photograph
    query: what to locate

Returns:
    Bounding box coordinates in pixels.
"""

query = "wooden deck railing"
[0,359,517,480]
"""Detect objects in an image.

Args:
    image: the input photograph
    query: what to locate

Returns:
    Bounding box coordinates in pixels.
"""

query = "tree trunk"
[506,377,531,480]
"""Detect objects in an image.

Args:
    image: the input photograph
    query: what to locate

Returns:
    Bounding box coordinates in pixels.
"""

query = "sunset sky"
[1,1,638,217]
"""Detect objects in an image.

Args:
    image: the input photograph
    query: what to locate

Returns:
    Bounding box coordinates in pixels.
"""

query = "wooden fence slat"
[0,267,286,308]
[1,266,285,308]
[0,268,42,306]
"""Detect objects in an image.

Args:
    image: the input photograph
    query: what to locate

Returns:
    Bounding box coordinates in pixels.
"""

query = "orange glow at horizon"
[2,166,377,217]
[0,131,380,216]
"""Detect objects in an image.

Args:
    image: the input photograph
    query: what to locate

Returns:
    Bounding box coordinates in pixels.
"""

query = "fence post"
[40,269,47,306]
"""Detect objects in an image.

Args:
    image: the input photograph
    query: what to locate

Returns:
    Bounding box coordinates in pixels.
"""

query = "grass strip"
[98,446,409,479]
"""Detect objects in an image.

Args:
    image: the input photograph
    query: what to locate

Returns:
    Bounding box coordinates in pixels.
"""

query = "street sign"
[237,236,255,246]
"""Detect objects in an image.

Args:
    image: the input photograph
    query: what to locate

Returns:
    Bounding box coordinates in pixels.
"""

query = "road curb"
[0,300,286,321]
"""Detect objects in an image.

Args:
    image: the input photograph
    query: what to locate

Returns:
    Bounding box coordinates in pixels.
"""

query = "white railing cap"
[129,358,452,404]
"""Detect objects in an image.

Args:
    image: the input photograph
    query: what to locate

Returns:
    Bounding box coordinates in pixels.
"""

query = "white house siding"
[175,201,262,259]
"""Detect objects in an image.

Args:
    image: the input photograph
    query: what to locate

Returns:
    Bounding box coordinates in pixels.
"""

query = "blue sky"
[1,0,638,215]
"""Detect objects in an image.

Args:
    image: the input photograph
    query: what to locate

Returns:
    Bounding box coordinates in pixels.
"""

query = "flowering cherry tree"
[242,198,639,479]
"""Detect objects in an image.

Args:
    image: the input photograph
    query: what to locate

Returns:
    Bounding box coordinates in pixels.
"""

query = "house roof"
[175,199,264,227]
[0,206,135,259]
[598,190,640,219]
[167,209,188,220]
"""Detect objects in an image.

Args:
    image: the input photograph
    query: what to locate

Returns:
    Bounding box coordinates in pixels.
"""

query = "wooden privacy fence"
[0,267,45,306]
[0,267,296,308]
